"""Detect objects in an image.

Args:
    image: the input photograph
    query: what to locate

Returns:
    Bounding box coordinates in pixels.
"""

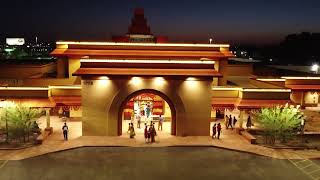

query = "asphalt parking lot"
[0,147,311,180]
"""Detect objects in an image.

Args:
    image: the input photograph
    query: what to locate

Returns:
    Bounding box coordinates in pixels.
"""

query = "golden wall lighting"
[80,59,215,65]
[57,41,230,48]
[49,86,82,89]
[0,87,49,90]
[242,88,291,92]
[256,78,285,82]
[281,77,320,80]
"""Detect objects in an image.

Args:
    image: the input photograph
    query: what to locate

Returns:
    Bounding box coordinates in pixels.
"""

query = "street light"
[209,38,213,44]
[311,64,319,74]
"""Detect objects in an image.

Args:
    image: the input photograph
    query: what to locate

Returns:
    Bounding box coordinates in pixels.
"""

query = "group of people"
[127,121,158,143]
[211,123,222,139]
[226,115,254,129]
[144,123,157,143]
[226,115,238,130]
[211,115,254,140]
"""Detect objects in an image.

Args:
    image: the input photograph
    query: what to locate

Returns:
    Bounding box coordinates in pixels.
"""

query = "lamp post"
[311,64,319,74]
[209,38,213,44]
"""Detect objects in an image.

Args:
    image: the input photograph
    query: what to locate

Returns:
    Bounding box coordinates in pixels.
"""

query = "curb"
[10,144,281,161]
[0,144,37,150]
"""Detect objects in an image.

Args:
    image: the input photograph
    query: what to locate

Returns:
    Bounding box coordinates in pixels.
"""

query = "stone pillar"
[45,108,53,134]
[300,91,304,107]
[218,59,228,86]
[56,58,67,78]
[239,110,245,129]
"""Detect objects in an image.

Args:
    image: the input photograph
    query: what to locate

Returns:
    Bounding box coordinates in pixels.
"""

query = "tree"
[1,104,40,143]
[254,104,304,144]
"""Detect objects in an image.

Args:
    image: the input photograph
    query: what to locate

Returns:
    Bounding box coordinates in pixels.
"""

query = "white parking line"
[308,169,320,175]
[0,160,8,169]
[302,163,314,169]
[288,158,320,180]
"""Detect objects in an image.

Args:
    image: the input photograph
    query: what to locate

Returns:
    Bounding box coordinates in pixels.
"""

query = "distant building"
[1,37,54,59]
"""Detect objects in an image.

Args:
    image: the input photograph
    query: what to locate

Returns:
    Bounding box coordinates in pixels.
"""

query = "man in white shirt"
[62,123,69,140]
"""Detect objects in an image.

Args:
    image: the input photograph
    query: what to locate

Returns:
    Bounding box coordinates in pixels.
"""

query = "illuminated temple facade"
[1,9,319,136]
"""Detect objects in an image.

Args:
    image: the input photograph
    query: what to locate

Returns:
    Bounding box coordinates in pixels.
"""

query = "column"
[300,91,304,107]
[45,108,53,133]
[239,109,245,129]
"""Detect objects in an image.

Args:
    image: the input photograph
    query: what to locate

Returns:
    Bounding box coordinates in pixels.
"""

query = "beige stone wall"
[0,63,57,79]
[22,58,81,87]
[218,60,228,86]
[286,79,320,85]
[241,91,291,100]
[0,90,48,97]
[249,79,283,88]
[70,107,82,117]
[226,64,253,76]
[304,91,319,105]
[23,78,80,86]
[56,59,68,78]
[50,89,81,96]
[68,59,81,84]
[81,77,211,136]
[291,91,304,105]
[82,79,118,136]
[212,90,239,98]
[163,101,172,119]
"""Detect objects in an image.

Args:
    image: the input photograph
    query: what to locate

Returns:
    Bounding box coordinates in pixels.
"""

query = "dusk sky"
[1,0,320,45]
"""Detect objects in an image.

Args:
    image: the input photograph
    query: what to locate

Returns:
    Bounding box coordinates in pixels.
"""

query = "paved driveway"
[0,147,311,180]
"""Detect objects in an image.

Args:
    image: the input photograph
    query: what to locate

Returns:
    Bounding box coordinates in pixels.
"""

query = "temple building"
[0,9,319,137]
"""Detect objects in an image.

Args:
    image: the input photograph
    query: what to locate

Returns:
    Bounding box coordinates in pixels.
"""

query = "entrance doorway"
[119,90,175,137]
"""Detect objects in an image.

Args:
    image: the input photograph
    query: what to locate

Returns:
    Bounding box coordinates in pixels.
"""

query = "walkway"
[0,116,319,160]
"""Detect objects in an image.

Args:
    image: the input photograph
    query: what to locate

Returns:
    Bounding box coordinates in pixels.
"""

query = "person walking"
[233,116,237,127]
[148,125,152,142]
[144,124,149,143]
[224,115,229,129]
[217,123,222,139]
[145,104,151,118]
[150,124,157,143]
[246,116,252,129]
[158,115,164,131]
[137,114,141,129]
[225,115,229,129]
[62,122,69,141]
[212,123,217,139]
[128,123,135,138]
[228,115,233,129]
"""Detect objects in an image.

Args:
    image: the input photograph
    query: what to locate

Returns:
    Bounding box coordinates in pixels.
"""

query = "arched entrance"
[118,89,176,136]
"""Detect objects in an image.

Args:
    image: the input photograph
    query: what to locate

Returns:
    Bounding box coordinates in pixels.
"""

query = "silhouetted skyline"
[1,0,320,45]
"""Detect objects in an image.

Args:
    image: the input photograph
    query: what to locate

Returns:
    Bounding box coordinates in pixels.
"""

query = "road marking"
[308,169,320,175]
[286,154,320,180]
[295,160,314,168]
[302,163,314,169]
[0,160,8,169]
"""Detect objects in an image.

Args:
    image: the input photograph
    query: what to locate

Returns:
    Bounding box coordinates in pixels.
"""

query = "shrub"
[254,104,304,144]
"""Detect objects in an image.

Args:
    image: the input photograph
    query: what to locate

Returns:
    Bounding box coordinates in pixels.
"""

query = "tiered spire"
[128,8,151,35]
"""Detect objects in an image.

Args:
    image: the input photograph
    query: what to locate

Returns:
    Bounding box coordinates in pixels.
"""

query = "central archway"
[118,89,176,136]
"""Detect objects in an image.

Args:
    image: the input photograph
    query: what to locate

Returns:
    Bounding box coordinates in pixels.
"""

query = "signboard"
[6,38,25,46]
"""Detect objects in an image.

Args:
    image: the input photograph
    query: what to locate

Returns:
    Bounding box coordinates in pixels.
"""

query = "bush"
[0,104,40,143]
[254,104,304,144]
